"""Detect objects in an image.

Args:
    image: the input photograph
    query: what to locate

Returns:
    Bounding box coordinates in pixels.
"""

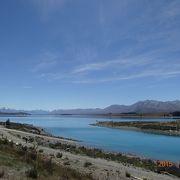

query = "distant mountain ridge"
[51,100,180,114]
[1,100,180,115]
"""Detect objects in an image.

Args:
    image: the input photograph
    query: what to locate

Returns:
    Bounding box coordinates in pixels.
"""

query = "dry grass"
[0,138,94,180]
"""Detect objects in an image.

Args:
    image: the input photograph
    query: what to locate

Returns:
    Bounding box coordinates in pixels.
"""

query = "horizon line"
[0,99,180,111]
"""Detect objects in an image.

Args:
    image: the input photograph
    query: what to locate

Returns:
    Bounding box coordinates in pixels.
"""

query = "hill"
[1,100,180,115]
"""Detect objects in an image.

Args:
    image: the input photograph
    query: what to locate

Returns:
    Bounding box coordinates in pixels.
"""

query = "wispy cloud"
[72,60,124,74]
[73,68,180,84]
[33,47,180,84]
[29,0,180,85]
[72,57,151,74]
[32,60,57,73]
[31,52,58,73]
[35,53,180,84]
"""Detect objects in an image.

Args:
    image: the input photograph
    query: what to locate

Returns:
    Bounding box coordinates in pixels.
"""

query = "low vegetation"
[0,112,30,116]
[0,138,94,179]
[125,171,131,178]
[48,141,180,177]
[94,120,180,134]
[0,120,45,135]
[49,142,156,170]
[96,111,180,118]
[0,169,4,178]
[1,120,180,178]
[56,152,63,158]
[0,120,78,142]
[26,166,38,178]
[84,161,92,167]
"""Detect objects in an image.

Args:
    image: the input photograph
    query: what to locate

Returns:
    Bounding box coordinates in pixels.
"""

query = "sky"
[0,0,180,110]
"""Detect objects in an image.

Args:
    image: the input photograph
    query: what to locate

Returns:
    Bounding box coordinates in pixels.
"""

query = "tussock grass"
[0,138,94,180]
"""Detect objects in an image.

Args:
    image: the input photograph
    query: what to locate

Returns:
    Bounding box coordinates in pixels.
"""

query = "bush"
[56,152,63,158]
[84,161,92,167]
[26,167,38,179]
[0,169,4,178]
[28,137,34,143]
[50,153,54,158]
[39,149,43,153]
[22,146,28,152]
[64,161,70,166]
[17,149,26,156]
[41,158,54,175]
[125,171,131,178]
[29,151,37,161]
[2,138,9,145]
[6,119,10,126]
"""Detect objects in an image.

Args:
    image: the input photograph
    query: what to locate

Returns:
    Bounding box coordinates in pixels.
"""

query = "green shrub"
[6,119,10,126]
[29,151,37,161]
[84,161,92,167]
[3,138,9,145]
[125,171,131,178]
[64,161,70,166]
[41,158,54,175]
[28,137,34,143]
[26,167,38,179]
[22,146,28,152]
[0,169,4,178]
[56,152,63,158]
[39,149,43,153]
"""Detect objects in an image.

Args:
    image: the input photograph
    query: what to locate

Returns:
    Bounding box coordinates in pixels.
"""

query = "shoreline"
[93,124,180,137]
[0,121,156,161]
[0,122,148,162]
[0,121,79,142]
[0,121,180,179]
[92,121,180,137]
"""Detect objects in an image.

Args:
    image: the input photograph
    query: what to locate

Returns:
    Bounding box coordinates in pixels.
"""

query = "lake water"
[0,115,180,162]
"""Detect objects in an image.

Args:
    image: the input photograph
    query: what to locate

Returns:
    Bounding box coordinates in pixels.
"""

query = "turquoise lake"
[0,115,180,162]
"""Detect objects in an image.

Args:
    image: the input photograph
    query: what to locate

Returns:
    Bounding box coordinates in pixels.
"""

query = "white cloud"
[72,60,123,74]
[72,69,180,84]
[31,52,58,73]
[72,57,152,74]
[32,60,57,73]
[34,57,180,84]
[31,46,180,84]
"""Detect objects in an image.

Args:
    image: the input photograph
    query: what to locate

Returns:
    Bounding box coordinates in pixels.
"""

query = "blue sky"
[0,0,180,110]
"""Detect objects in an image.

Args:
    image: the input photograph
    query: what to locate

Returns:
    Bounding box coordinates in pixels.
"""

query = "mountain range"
[0,100,180,115]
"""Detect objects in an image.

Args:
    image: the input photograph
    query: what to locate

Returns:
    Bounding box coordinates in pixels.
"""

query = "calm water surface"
[0,115,180,162]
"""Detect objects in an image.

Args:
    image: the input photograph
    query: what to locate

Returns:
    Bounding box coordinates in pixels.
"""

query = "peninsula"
[93,120,180,136]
